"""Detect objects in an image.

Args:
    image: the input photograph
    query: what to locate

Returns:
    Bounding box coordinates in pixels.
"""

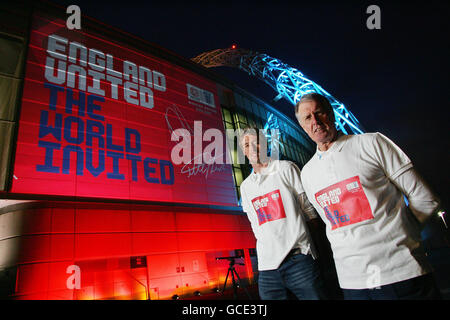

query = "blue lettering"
[126,154,141,181]
[63,116,84,144]
[324,207,350,226]
[87,94,105,121]
[62,145,84,175]
[86,148,105,177]
[65,88,85,116]
[106,124,124,152]
[36,141,60,173]
[106,151,124,180]
[38,85,171,185]
[257,210,266,224]
[86,120,105,148]
[39,110,62,140]
[324,207,337,225]
[125,128,141,154]
[143,157,159,183]
[159,159,174,185]
[44,82,65,111]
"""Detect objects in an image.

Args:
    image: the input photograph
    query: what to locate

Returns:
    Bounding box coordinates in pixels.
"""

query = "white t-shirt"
[301,132,439,289]
[240,160,318,271]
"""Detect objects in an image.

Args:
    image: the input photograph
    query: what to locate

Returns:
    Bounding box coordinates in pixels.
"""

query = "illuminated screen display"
[11,13,238,206]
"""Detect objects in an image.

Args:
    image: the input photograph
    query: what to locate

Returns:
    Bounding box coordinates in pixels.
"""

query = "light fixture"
[437,210,447,228]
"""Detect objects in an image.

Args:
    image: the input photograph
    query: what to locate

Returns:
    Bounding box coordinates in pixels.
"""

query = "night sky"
[51,0,449,208]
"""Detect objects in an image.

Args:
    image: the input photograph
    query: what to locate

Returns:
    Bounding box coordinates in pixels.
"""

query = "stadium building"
[0,1,327,300]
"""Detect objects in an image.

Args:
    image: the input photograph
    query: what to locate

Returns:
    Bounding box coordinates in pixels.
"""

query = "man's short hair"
[295,92,334,118]
[238,125,266,149]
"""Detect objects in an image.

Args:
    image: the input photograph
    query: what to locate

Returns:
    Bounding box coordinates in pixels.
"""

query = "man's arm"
[391,167,441,224]
[373,133,441,225]
[298,192,319,221]
[240,185,260,237]
[282,161,320,222]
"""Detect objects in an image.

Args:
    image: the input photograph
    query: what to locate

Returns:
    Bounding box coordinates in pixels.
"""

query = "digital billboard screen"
[11,13,238,207]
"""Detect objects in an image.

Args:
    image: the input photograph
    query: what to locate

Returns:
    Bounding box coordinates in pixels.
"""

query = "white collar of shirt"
[249,158,280,183]
[315,132,349,160]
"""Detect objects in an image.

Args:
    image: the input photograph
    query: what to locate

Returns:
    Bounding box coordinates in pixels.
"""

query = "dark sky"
[51,0,449,207]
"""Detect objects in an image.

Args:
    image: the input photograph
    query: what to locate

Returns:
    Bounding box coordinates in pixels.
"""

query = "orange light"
[231,44,237,50]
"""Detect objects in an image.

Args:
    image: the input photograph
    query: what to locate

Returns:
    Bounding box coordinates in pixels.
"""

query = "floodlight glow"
[437,210,447,228]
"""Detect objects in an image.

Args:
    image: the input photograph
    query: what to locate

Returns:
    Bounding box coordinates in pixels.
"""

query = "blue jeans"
[343,273,442,300]
[258,253,327,300]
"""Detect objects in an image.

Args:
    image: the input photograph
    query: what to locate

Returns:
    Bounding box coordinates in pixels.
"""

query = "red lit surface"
[5,203,256,300]
[11,13,237,207]
[2,10,256,301]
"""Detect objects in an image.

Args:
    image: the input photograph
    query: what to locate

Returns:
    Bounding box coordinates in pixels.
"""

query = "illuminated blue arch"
[192,47,364,136]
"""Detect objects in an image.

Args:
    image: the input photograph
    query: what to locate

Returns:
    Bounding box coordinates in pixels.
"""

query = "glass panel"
[238,112,247,124]
[247,117,256,127]
[259,106,267,121]
[233,167,244,187]
[0,35,25,77]
[239,122,248,130]
[294,147,300,163]
[285,145,292,160]
[252,102,261,119]
[222,107,232,123]
[231,149,237,165]
[234,93,243,109]
[225,121,234,130]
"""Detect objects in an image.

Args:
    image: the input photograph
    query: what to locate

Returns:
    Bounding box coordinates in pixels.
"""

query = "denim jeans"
[258,253,327,300]
[342,273,442,300]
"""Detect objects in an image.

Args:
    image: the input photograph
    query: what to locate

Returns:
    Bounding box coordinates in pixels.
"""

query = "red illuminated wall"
[11,12,237,206]
[1,9,256,301]
[6,202,256,300]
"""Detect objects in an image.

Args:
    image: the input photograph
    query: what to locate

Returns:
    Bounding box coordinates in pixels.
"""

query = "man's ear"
[330,111,336,123]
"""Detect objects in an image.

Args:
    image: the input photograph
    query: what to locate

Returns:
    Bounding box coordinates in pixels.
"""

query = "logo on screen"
[187,83,215,108]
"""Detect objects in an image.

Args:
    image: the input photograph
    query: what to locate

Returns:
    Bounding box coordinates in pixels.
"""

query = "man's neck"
[317,131,339,152]
[252,161,269,173]
[318,140,335,152]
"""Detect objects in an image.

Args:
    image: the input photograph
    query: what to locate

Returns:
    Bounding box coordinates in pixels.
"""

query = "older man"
[295,92,442,300]
[238,126,326,300]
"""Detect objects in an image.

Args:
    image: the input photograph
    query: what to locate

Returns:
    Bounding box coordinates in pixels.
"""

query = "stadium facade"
[0,1,317,299]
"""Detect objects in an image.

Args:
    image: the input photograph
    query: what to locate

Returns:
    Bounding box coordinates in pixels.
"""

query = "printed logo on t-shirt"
[251,190,286,225]
[314,176,373,230]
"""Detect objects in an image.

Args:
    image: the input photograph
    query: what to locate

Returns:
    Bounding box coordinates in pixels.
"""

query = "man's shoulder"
[345,132,391,153]
[300,155,317,176]
[347,132,380,143]
[276,159,297,170]
[240,174,252,189]
[273,159,305,175]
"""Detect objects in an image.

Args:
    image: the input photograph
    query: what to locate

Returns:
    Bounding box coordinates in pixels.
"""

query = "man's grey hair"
[295,92,334,119]
[237,125,267,149]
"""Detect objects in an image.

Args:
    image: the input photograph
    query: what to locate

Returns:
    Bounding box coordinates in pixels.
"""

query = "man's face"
[241,134,260,164]
[296,100,337,146]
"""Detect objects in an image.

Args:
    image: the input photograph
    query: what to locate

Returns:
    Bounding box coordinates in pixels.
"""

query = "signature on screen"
[165,104,227,179]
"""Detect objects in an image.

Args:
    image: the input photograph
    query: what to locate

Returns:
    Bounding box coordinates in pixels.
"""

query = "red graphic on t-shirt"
[251,190,286,225]
[314,176,373,230]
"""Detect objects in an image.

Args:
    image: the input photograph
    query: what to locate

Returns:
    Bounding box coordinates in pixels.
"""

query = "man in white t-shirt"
[295,92,442,299]
[238,126,326,300]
